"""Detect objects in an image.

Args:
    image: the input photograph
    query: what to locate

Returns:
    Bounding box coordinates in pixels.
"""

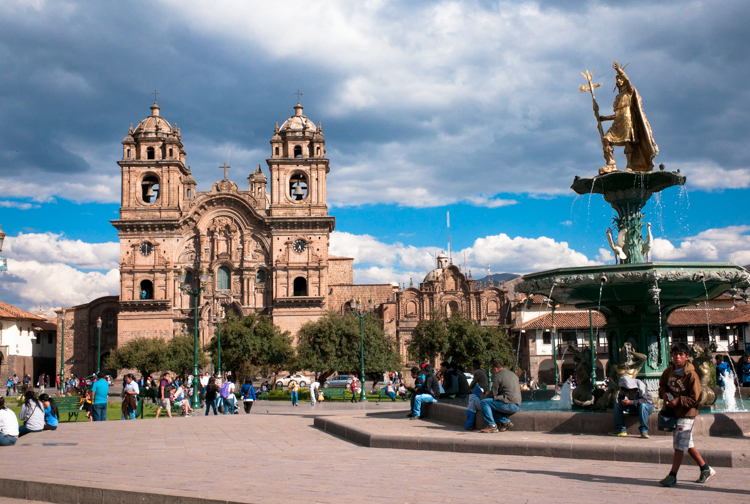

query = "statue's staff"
[579,69,604,146]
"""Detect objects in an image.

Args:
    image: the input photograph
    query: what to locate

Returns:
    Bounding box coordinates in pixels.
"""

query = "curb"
[313,417,749,468]
[0,478,256,504]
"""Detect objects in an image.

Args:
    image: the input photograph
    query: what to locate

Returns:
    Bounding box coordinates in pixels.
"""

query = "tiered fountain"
[518,62,750,408]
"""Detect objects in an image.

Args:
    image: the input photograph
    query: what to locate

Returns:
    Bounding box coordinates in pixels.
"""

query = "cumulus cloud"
[0,200,40,210]
[0,232,119,312]
[1,1,749,208]
[651,226,750,264]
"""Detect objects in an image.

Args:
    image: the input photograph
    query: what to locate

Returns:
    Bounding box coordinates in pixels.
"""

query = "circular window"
[140,242,153,256]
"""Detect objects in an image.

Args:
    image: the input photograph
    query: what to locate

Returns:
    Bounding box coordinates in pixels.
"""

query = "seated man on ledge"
[409,364,440,420]
[609,376,654,438]
[479,362,522,433]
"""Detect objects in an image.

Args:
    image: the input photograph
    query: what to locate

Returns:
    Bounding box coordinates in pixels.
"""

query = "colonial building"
[56,99,383,378]
[0,301,57,379]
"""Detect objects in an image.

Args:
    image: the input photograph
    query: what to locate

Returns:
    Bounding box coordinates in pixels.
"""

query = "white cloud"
[4,232,119,270]
[651,226,750,264]
[596,248,614,263]
[0,200,40,210]
[675,160,750,191]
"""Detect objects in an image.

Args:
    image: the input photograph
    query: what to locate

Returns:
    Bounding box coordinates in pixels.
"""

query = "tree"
[167,333,210,378]
[204,314,295,385]
[296,311,402,384]
[408,311,516,369]
[104,336,169,377]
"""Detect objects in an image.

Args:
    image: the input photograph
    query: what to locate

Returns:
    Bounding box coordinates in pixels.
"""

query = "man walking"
[121,374,139,420]
[90,371,109,422]
[155,372,173,419]
[659,343,715,486]
[479,362,521,433]
[609,376,654,438]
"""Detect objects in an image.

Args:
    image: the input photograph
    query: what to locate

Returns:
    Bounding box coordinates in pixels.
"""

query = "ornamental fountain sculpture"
[518,61,750,409]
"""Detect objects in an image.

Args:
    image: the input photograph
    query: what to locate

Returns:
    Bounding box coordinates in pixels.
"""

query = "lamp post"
[179,268,207,410]
[351,298,374,402]
[0,224,6,273]
[96,317,102,374]
[59,308,66,394]
[550,301,559,393]
[215,305,225,377]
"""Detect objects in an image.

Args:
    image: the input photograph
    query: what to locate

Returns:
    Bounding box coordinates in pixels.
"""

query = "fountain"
[518,61,750,409]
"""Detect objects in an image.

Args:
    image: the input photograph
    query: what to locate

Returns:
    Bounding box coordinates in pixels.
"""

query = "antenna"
[227,145,231,165]
[447,211,452,264]
[464,251,467,276]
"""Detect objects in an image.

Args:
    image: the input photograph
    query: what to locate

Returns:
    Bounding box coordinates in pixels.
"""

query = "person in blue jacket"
[240,379,256,414]
[741,354,750,387]
[715,355,730,388]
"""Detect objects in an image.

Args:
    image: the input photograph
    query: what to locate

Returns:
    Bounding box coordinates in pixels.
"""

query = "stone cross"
[219,162,231,180]
[151,89,160,102]
[294,89,303,102]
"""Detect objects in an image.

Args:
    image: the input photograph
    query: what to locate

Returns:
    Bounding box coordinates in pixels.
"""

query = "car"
[323,375,354,388]
[275,374,308,389]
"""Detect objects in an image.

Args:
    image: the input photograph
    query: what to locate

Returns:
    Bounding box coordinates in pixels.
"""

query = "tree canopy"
[104,336,168,377]
[167,333,210,378]
[204,313,295,383]
[296,311,402,382]
[408,311,515,368]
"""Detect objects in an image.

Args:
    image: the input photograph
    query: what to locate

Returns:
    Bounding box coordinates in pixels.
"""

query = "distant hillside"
[474,273,520,284]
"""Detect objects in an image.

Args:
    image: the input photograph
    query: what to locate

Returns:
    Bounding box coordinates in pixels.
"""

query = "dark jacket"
[205,384,221,402]
[456,371,470,397]
[482,368,522,406]
[616,377,653,406]
[469,368,489,394]
[422,371,440,399]
[443,370,458,395]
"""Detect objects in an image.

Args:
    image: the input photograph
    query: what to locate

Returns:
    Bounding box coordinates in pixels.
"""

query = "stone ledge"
[313,417,750,468]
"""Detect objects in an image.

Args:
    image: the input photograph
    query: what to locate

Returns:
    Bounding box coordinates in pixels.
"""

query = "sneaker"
[480,425,498,433]
[608,430,627,437]
[498,421,514,432]
[409,415,420,421]
[640,431,650,439]
[465,426,475,431]
[696,467,716,484]
[659,475,677,487]
[407,413,415,418]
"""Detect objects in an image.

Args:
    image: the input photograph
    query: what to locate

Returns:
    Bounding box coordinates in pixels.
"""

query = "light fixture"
[200,268,208,283]
[368,299,375,310]
[96,317,102,329]
[179,269,187,283]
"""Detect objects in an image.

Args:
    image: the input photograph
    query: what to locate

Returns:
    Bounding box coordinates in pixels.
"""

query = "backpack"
[220,382,231,399]
[428,372,441,399]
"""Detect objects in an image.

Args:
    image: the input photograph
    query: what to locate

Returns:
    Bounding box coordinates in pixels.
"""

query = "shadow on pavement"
[496,468,749,495]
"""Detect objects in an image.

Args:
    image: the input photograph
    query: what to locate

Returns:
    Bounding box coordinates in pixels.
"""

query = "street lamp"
[179,267,207,410]
[59,308,66,394]
[0,225,6,273]
[215,304,225,377]
[0,225,5,251]
[350,298,375,402]
[96,317,102,374]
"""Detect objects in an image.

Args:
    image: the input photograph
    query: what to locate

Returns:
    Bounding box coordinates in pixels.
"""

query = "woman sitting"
[19,390,45,436]
[172,383,193,416]
[0,397,19,446]
[38,393,59,431]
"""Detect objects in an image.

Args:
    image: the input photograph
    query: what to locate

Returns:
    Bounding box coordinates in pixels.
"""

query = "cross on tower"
[294,89,303,103]
[151,89,160,102]
[219,162,231,180]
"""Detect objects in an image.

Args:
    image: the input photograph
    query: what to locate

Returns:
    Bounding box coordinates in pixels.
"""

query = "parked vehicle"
[275,374,308,389]
[323,375,354,388]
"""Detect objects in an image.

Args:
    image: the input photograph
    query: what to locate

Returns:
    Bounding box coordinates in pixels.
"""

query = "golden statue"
[690,342,717,406]
[580,62,659,175]
[568,345,595,408]
[594,342,647,409]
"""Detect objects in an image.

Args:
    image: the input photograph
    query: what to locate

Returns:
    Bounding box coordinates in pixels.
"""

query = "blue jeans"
[223,396,236,415]
[387,392,396,401]
[614,402,654,433]
[0,433,17,445]
[92,403,108,421]
[412,393,437,417]
[121,405,136,420]
[291,391,298,406]
[205,398,218,415]
[480,399,519,427]
[465,393,483,429]
[18,426,42,436]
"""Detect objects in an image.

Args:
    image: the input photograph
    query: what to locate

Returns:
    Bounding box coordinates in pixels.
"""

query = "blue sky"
[1,0,750,312]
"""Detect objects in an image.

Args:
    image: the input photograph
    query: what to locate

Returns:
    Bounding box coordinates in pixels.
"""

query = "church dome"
[133,102,174,136]
[279,103,316,133]
[424,268,442,282]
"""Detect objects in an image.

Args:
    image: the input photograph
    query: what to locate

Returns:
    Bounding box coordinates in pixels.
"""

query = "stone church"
[55,99,509,378]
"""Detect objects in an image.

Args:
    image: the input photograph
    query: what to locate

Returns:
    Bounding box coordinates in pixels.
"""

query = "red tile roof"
[667,305,750,327]
[0,301,45,321]
[517,311,606,330]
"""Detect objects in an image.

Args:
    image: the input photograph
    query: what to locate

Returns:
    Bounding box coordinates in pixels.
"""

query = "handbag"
[658,406,676,432]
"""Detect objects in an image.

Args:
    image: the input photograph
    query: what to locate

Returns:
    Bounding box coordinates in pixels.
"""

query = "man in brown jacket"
[658,343,715,486]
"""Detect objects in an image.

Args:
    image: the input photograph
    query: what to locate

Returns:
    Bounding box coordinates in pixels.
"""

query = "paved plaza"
[0,402,748,503]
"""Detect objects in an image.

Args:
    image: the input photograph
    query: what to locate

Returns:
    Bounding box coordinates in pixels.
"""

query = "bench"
[321,388,348,401]
[55,395,82,422]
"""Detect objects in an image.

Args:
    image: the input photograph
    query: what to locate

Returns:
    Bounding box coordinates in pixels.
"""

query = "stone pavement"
[316,411,750,467]
[0,402,748,504]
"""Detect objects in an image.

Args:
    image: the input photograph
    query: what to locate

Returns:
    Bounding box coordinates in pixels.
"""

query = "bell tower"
[118,100,189,220]
[268,101,328,217]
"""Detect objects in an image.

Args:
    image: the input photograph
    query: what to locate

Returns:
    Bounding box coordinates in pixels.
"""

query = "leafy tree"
[167,333,210,378]
[205,314,296,385]
[104,336,169,377]
[296,311,402,384]
[408,311,516,369]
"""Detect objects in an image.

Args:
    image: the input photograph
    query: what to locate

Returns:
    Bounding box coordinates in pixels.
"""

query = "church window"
[127,149,131,158]
[275,147,279,156]
[147,147,155,160]
[293,145,302,158]
[543,330,551,345]
[141,175,160,204]
[293,277,307,296]
[447,301,459,316]
[104,311,116,330]
[406,301,417,316]
[316,146,321,156]
[289,173,308,201]
[488,300,499,314]
[256,269,266,283]
[217,266,230,290]
[169,148,173,157]
[140,280,154,300]
[184,270,194,287]
[187,189,191,198]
